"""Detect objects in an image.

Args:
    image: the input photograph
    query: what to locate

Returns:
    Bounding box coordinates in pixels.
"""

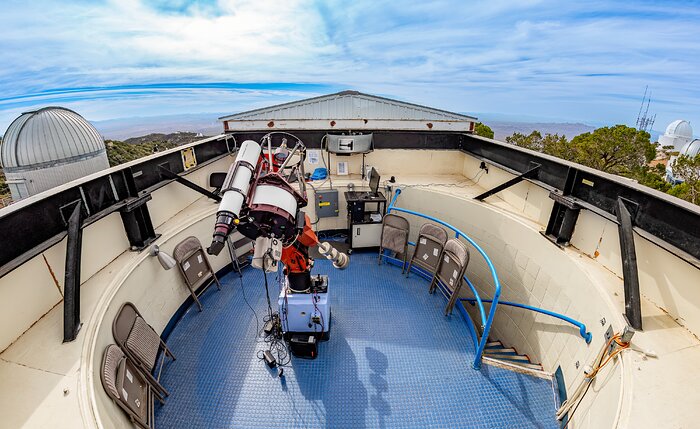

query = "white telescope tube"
[209,140,262,255]
[218,140,262,218]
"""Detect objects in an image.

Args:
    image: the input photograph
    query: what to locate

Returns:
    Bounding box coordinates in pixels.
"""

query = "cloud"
[1,0,699,132]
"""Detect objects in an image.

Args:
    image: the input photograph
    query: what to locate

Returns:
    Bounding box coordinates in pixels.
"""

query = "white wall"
[395,184,623,429]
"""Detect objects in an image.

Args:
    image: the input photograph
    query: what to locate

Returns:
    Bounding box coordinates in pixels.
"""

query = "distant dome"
[665,120,693,139]
[1,107,106,170]
[680,139,700,158]
[1,107,109,201]
[659,119,693,150]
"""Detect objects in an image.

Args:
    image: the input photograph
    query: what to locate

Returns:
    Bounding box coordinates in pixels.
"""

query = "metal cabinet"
[345,191,386,249]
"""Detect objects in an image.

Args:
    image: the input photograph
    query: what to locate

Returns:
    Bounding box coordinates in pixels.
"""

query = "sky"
[1,0,700,134]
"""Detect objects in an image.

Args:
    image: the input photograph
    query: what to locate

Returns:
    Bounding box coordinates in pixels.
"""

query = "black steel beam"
[227,130,465,150]
[545,197,581,246]
[474,163,541,201]
[158,165,222,202]
[616,198,643,330]
[63,202,83,342]
[462,135,700,265]
[544,167,582,246]
[0,137,230,276]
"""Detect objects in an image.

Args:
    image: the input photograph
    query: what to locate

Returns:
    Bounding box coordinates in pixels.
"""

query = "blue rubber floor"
[155,251,558,428]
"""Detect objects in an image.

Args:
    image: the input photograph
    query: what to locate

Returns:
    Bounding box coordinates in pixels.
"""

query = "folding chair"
[429,238,470,315]
[113,302,175,401]
[172,236,222,311]
[406,223,448,278]
[101,344,155,429]
[378,214,410,273]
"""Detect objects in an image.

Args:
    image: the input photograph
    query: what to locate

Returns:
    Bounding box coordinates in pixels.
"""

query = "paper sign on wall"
[308,150,320,165]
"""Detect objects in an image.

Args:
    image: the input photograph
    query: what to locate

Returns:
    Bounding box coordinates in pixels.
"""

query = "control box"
[279,275,330,339]
[316,189,339,218]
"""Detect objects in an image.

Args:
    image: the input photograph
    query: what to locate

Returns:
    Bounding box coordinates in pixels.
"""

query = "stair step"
[486,354,531,362]
[485,341,503,348]
[484,347,517,354]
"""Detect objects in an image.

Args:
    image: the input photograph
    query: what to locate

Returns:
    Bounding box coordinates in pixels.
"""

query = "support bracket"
[616,197,643,330]
[474,162,541,201]
[119,167,159,251]
[63,201,83,342]
[158,165,222,202]
[544,192,581,246]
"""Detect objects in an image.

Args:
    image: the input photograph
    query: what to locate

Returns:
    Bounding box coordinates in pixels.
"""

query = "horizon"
[1,1,699,135]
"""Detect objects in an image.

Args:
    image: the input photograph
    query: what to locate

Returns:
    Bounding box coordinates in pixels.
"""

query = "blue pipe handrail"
[387,188,501,370]
[461,298,593,343]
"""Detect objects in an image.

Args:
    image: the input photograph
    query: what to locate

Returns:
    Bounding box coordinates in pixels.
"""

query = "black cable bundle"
[255,266,291,369]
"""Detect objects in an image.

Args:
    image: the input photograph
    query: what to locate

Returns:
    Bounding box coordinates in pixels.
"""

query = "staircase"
[482,340,544,372]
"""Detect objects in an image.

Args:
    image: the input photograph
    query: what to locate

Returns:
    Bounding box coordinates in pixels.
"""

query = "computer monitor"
[369,167,380,196]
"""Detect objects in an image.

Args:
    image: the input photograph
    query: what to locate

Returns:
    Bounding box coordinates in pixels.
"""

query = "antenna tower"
[635,86,656,133]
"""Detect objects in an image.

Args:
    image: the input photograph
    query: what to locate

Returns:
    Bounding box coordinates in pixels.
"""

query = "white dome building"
[679,139,700,158]
[658,119,693,150]
[1,107,109,201]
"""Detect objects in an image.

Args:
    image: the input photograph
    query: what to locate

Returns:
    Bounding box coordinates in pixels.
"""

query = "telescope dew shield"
[209,140,262,255]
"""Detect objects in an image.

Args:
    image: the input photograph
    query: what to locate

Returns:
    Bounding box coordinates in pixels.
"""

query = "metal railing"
[387,188,501,370]
[461,298,592,343]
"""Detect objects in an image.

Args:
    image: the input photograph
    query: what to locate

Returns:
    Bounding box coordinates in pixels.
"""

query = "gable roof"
[219,90,476,132]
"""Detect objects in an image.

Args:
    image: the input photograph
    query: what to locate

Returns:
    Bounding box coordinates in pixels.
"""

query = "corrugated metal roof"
[1,107,106,170]
[219,90,476,122]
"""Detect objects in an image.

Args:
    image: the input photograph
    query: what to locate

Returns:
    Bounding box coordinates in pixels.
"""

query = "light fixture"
[149,244,176,270]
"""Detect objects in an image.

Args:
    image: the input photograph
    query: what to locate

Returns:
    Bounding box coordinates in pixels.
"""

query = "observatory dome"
[658,119,693,150]
[665,120,693,138]
[1,107,109,201]
[680,139,700,158]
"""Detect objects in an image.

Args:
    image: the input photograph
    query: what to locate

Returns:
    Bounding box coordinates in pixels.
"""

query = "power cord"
[558,333,631,428]
[255,250,292,372]
[238,274,260,338]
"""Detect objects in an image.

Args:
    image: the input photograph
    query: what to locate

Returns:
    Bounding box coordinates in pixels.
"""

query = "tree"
[631,164,671,193]
[568,125,655,175]
[474,122,494,139]
[672,154,700,204]
[105,139,179,167]
[0,170,8,199]
[506,131,543,150]
[505,131,572,159]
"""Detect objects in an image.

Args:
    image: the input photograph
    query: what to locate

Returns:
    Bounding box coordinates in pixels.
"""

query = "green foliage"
[503,124,700,206]
[474,122,494,139]
[631,166,671,193]
[105,140,179,167]
[0,170,9,200]
[505,131,573,159]
[568,125,655,175]
[672,154,700,204]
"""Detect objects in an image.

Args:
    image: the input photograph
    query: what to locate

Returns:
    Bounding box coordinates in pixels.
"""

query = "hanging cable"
[557,333,631,427]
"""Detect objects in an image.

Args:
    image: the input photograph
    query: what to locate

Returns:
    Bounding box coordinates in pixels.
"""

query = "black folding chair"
[429,238,470,315]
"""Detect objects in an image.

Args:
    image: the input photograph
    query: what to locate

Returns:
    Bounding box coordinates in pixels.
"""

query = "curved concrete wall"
[395,186,625,429]
[87,204,229,428]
